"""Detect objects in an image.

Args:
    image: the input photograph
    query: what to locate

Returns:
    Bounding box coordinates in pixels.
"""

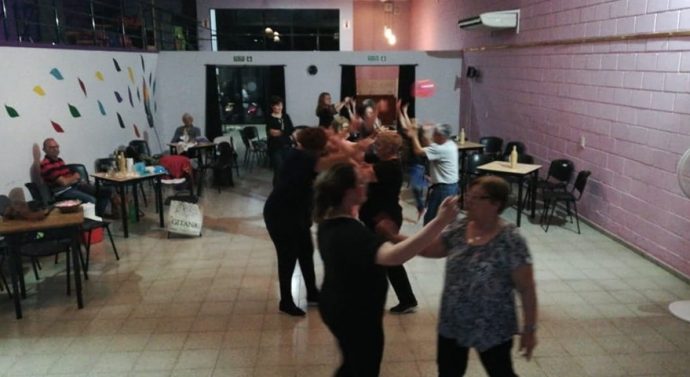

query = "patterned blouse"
[438,218,532,352]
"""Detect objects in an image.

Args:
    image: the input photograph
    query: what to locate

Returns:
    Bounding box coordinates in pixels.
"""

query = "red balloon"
[411,79,436,98]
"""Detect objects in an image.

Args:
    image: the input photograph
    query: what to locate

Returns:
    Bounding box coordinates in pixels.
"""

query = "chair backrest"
[467,153,495,174]
[66,163,90,184]
[213,135,231,145]
[129,139,151,157]
[239,127,251,148]
[216,142,233,164]
[573,170,591,199]
[244,126,260,140]
[547,159,575,183]
[25,182,56,207]
[95,158,115,173]
[0,194,10,216]
[479,136,503,155]
[503,141,526,157]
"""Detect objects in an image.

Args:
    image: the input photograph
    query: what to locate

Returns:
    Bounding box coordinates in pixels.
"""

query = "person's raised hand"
[436,196,460,224]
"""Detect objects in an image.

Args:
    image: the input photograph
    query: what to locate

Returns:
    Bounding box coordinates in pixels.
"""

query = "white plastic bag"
[167,200,203,236]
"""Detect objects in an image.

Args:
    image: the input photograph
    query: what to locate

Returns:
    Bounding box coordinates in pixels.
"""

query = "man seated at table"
[40,138,113,216]
[406,123,459,225]
[171,113,202,143]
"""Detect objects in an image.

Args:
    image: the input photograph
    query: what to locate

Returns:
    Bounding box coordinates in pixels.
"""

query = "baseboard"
[578,214,690,285]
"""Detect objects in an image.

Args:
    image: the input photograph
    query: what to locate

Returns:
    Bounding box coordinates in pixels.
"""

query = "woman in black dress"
[263,127,327,316]
[314,163,459,376]
[358,132,418,314]
[265,96,294,186]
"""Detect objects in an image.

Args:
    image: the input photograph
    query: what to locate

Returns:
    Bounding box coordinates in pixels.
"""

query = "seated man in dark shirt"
[40,138,112,215]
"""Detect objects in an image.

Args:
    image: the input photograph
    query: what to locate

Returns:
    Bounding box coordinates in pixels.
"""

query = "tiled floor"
[1,168,689,377]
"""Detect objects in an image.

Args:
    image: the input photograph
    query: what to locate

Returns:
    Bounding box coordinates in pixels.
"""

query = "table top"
[0,208,84,235]
[167,142,215,149]
[477,160,542,175]
[92,171,165,183]
[457,141,484,150]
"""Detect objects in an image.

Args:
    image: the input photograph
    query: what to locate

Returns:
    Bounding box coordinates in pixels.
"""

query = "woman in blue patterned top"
[421,176,538,377]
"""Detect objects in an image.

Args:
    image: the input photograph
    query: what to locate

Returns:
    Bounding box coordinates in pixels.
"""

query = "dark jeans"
[269,147,290,186]
[424,183,458,225]
[57,182,112,215]
[263,206,318,307]
[437,335,517,377]
[320,310,384,377]
[387,265,416,306]
[408,163,426,212]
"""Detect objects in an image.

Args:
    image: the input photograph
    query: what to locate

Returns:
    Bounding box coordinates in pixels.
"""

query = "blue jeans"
[57,183,111,215]
[424,182,458,225]
[408,163,426,212]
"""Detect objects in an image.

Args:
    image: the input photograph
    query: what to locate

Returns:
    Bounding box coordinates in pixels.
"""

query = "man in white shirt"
[407,123,459,224]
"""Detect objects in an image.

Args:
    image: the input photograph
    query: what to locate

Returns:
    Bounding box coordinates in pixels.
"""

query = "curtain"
[340,65,356,118]
[205,65,223,141]
[397,65,416,118]
[266,65,286,113]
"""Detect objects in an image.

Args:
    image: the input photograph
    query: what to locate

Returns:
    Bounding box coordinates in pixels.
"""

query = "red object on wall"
[82,228,104,245]
[411,79,436,98]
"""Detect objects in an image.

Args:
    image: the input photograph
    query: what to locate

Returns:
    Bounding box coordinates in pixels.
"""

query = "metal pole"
[53,0,61,44]
[119,0,126,47]
[90,0,96,45]
[1,0,8,41]
[139,2,145,49]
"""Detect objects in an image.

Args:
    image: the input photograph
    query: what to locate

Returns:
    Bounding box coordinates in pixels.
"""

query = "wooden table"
[457,141,485,208]
[477,161,542,227]
[168,142,216,196]
[0,209,84,319]
[92,172,165,238]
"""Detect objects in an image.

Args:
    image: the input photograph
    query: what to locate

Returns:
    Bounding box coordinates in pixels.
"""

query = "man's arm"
[54,172,81,187]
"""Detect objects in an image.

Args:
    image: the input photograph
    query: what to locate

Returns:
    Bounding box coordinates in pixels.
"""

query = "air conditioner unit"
[458,9,520,32]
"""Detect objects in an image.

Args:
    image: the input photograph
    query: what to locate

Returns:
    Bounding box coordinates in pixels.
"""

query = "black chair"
[2,193,76,294]
[465,153,495,182]
[0,196,13,297]
[26,177,119,275]
[240,126,268,169]
[128,139,152,160]
[502,141,526,160]
[541,170,591,234]
[212,141,236,192]
[479,136,503,158]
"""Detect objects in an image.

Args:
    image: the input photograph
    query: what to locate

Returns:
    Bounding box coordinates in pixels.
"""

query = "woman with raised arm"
[316,92,351,127]
[421,176,538,377]
[314,163,459,377]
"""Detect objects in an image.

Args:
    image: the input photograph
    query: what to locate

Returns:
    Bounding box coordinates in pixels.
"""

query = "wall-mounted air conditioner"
[458,9,520,33]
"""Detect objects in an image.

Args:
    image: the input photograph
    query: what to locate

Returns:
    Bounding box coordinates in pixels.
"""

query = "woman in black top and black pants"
[266,96,294,186]
[263,127,327,316]
[314,163,459,376]
[316,92,351,127]
[359,132,418,314]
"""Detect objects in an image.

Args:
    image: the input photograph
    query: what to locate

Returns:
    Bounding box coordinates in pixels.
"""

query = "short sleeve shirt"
[317,218,388,320]
[423,141,458,184]
[438,218,532,351]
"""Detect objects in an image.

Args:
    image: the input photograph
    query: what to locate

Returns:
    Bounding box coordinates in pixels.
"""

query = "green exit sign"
[367,55,387,62]
[233,55,254,62]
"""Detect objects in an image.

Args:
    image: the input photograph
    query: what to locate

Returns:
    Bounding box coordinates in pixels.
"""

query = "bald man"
[40,138,112,215]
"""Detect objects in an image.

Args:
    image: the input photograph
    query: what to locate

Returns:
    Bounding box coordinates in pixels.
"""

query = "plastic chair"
[479,136,503,158]
[541,170,591,234]
[502,141,526,160]
[212,142,236,192]
[240,126,268,169]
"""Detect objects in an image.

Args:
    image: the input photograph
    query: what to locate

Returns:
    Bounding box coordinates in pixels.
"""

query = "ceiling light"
[264,27,273,35]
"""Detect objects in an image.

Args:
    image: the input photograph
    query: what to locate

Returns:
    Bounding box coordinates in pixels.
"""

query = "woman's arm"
[375,196,458,266]
[513,264,538,361]
[418,237,449,258]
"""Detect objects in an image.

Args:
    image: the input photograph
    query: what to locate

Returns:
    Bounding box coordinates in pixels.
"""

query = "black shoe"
[279,304,306,317]
[390,303,417,314]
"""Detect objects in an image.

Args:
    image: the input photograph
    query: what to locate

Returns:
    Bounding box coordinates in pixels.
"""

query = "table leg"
[530,171,538,218]
[155,177,164,228]
[133,183,140,222]
[119,184,128,238]
[70,228,84,309]
[516,176,524,227]
[459,152,467,210]
[6,237,22,319]
[94,180,101,217]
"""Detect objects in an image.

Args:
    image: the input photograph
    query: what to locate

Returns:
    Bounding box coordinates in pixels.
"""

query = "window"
[212,9,339,51]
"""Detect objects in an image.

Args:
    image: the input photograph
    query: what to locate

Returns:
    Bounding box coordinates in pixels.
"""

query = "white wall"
[155,50,462,144]
[196,0,354,51]
[0,47,159,197]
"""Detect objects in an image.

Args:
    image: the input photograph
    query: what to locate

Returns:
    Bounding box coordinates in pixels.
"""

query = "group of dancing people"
[262,93,538,377]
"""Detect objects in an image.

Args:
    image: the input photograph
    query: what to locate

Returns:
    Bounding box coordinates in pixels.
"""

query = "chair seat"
[543,190,575,202]
[82,218,110,231]
[20,239,72,257]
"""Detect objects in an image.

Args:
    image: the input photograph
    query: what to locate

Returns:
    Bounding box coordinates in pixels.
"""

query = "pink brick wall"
[448,1,690,277]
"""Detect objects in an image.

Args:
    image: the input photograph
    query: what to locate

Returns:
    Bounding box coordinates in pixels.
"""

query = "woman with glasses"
[421,175,538,377]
